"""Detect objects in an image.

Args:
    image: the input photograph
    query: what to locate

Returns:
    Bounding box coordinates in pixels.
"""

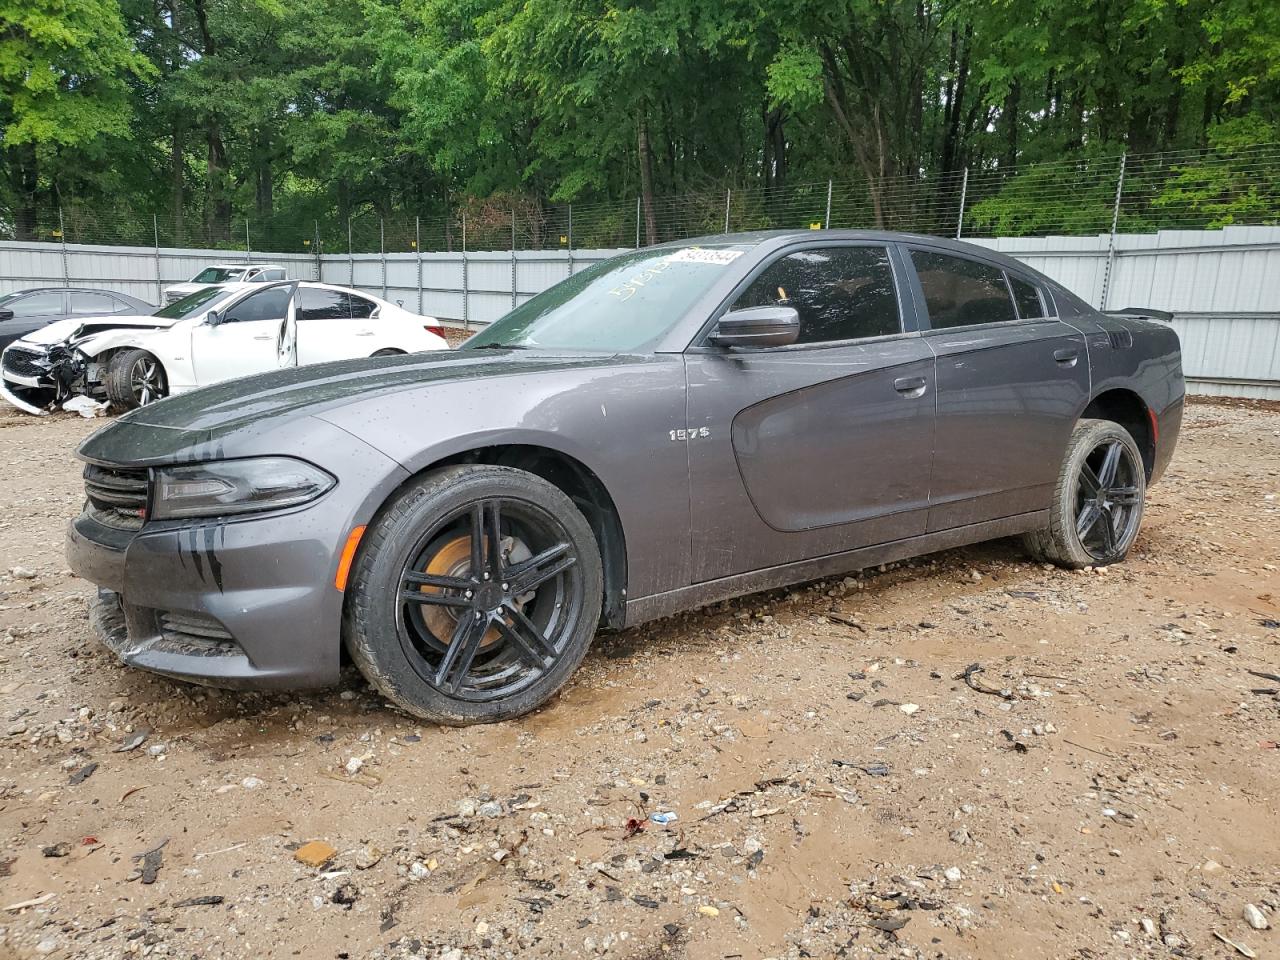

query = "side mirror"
[710,306,800,348]
[0,308,13,321]
[206,309,223,327]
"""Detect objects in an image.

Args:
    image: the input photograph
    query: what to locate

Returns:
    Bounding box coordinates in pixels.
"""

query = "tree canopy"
[1,0,1277,247]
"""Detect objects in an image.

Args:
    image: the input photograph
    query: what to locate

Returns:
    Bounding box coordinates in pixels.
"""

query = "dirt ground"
[0,399,1277,960]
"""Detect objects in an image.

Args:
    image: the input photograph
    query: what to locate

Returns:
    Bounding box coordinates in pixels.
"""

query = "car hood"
[17,314,171,348]
[104,348,621,437]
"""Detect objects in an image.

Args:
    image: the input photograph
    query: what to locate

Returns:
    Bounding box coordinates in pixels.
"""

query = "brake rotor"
[418,532,532,649]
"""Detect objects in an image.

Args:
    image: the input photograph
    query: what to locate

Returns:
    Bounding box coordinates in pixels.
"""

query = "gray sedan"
[65,230,1184,723]
[0,287,154,351]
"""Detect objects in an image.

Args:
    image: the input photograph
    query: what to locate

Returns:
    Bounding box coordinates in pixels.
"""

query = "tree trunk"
[637,112,659,245]
[10,146,39,241]
[255,146,273,219]
[939,26,971,173]
[1001,81,1020,169]
[762,103,787,193]
[171,125,185,244]
[206,123,232,242]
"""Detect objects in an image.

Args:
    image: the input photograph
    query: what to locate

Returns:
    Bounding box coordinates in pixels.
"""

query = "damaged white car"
[0,281,449,414]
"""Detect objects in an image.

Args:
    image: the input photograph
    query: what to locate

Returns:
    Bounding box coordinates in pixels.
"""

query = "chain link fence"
[4,143,1278,256]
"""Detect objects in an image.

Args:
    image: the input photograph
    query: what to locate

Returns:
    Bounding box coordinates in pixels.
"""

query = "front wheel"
[104,349,167,409]
[344,465,604,724]
[1024,418,1146,568]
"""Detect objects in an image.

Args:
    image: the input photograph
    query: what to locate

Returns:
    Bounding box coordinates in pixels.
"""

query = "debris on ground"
[113,727,150,752]
[293,840,337,867]
[131,838,168,884]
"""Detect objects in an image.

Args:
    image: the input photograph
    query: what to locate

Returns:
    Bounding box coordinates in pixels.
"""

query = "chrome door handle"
[252,335,273,341]
[893,376,928,397]
[1054,348,1079,366]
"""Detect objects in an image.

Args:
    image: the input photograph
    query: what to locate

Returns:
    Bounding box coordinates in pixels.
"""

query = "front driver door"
[191,283,297,385]
[684,242,935,583]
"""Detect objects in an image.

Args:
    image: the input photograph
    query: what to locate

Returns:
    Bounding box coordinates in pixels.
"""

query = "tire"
[371,348,405,357]
[344,464,604,724]
[1023,418,1146,568]
[104,349,167,409]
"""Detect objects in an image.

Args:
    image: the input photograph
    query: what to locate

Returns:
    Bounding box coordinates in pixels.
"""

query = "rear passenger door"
[296,287,354,365]
[295,288,382,364]
[906,245,1089,530]
[684,242,936,583]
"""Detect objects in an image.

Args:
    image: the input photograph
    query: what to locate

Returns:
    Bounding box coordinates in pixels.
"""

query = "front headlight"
[151,457,335,520]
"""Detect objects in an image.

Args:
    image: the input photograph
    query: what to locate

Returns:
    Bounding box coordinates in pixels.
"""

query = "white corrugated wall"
[1,230,1276,398]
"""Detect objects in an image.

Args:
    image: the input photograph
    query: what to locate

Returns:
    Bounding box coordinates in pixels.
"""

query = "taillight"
[425,325,446,340]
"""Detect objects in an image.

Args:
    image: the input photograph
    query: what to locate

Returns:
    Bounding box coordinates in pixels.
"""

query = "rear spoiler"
[1104,307,1174,323]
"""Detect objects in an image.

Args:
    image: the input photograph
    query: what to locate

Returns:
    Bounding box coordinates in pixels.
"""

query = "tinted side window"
[1009,275,1045,319]
[224,287,291,323]
[348,295,377,320]
[263,269,287,281]
[298,288,347,321]
[71,292,119,315]
[912,251,1017,329]
[13,292,64,315]
[732,246,900,344]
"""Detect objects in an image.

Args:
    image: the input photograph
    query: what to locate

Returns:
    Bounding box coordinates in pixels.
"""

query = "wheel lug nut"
[501,583,509,591]
[483,572,490,581]
[464,590,473,599]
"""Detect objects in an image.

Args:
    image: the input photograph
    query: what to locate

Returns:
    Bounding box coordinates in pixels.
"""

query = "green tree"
[0,0,151,238]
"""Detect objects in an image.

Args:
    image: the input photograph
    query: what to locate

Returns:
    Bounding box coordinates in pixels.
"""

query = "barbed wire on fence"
[3,142,1278,255]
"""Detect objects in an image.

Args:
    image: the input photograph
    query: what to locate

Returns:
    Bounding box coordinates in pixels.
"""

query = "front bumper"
[68,505,349,690]
[0,378,51,415]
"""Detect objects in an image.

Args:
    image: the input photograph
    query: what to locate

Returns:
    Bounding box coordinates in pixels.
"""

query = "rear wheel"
[1024,418,1146,568]
[344,464,603,724]
[104,349,167,409]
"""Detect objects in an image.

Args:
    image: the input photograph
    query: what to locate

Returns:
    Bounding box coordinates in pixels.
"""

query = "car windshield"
[153,286,237,320]
[0,291,25,307]
[464,245,754,352]
[191,267,244,283]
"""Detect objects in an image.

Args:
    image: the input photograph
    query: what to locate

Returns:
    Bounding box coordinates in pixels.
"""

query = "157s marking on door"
[669,427,711,442]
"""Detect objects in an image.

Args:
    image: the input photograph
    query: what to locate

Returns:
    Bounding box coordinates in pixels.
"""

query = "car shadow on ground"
[85,536,1038,744]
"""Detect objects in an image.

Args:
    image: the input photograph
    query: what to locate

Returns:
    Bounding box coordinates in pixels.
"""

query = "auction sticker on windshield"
[665,247,744,266]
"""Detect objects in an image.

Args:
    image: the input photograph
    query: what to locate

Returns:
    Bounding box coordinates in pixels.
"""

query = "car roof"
[663,228,1058,280]
[5,286,143,296]
[205,263,286,269]
[3,286,151,304]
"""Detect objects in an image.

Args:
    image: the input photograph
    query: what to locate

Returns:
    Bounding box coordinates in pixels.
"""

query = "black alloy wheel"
[1073,437,1143,561]
[397,497,581,701]
[1024,418,1147,569]
[344,464,604,724]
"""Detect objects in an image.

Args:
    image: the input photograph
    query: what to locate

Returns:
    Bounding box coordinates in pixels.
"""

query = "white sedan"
[0,281,449,413]
[163,262,289,304]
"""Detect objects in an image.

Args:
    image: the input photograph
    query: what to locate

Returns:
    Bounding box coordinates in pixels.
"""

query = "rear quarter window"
[911,250,1017,329]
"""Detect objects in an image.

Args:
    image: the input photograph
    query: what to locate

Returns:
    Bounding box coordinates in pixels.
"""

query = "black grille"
[2,347,47,380]
[84,464,150,530]
[157,611,238,657]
